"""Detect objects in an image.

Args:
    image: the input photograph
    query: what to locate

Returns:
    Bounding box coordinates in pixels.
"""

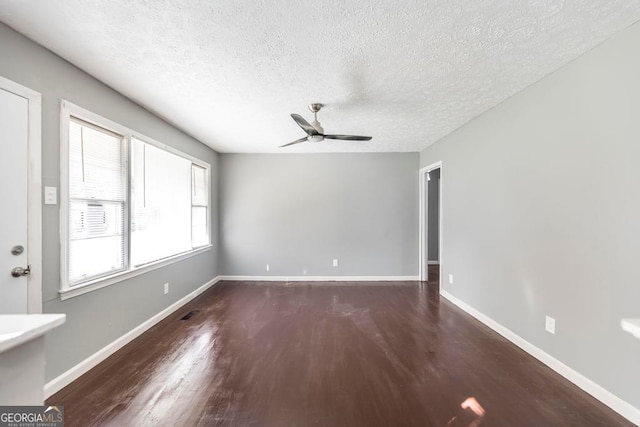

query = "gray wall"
[220,153,418,277]
[427,168,440,261]
[0,23,220,381]
[420,21,640,409]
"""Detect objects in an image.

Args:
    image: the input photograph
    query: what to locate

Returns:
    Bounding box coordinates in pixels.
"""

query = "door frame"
[419,161,443,282]
[0,76,42,313]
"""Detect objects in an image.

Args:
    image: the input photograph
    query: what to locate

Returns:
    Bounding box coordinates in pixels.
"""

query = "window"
[61,101,211,298]
[67,118,127,284]
[130,138,209,267]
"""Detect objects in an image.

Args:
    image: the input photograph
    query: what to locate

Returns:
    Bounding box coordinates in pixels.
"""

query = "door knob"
[11,266,30,278]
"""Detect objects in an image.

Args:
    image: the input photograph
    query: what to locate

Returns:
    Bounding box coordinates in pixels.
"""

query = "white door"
[0,87,30,313]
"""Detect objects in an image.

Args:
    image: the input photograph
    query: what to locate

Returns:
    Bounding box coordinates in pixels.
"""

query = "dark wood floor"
[49,277,632,426]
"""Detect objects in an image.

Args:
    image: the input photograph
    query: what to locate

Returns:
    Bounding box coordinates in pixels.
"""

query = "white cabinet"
[0,314,65,404]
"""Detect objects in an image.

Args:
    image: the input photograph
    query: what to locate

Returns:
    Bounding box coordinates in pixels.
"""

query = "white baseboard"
[44,276,221,399]
[218,275,419,282]
[440,289,640,425]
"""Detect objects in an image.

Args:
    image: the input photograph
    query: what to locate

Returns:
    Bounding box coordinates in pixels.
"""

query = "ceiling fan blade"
[324,134,372,141]
[291,114,320,136]
[279,137,308,148]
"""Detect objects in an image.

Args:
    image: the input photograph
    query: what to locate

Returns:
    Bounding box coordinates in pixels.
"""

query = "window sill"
[59,245,213,301]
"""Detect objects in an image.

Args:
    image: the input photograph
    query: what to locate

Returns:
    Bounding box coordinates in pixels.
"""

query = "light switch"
[44,186,57,205]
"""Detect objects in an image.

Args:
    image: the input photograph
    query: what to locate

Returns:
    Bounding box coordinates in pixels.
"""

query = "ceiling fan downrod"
[308,103,324,133]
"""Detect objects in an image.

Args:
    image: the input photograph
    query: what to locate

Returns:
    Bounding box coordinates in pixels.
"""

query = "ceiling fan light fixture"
[307,135,324,143]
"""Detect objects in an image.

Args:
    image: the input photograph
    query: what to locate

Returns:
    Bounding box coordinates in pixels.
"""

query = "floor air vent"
[180,310,200,321]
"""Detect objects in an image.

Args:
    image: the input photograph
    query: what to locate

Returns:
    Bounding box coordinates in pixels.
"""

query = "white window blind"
[68,118,126,284]
[130,138,209,267]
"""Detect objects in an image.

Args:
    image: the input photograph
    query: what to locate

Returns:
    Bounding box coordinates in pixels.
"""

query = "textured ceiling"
[1,1,640,153]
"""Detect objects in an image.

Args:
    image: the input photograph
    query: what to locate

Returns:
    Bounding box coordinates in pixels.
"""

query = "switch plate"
[266,264,270,272]
[545,316,555,334]
[44,186,57,205]
[333,259,338,267]
[164,283,169,295]
[448,274,453,284]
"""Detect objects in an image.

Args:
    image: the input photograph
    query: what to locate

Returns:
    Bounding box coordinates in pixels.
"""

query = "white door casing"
[0,76,42,314]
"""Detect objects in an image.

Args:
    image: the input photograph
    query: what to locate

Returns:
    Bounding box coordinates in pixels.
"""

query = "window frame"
[60,101,212,300]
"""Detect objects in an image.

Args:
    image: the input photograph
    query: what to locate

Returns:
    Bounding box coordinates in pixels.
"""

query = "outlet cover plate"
[545,316,556,334]
[44,186,57,205]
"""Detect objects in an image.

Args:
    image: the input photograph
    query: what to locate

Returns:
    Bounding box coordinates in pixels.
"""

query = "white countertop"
[621,319,640,339]
[0,314,66,353]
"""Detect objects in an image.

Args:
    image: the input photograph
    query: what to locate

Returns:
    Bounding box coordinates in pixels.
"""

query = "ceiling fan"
[280,103,372,147]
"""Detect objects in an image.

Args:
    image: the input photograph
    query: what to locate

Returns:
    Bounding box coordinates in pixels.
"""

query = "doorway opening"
[419,162,442,289]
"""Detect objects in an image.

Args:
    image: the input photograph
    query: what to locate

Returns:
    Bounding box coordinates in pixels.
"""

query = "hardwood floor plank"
[48,281,632,426]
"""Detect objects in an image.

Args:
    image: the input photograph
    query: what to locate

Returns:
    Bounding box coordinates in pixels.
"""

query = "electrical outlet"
[545,316,556,334]
[266,264,270,272]
[448,274,453,284]
[164,283,169,295]
[333,259,339,267]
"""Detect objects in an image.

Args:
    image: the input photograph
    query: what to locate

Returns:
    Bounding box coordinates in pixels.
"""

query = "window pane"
[69,235,125,284]
[192,206,208,247]
[67,119,126,285]
[131,139,192,266]
[69,119,125,201]
[68,200,125,284]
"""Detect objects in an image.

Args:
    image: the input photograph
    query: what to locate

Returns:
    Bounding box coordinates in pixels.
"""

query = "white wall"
[420,20,640,413]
